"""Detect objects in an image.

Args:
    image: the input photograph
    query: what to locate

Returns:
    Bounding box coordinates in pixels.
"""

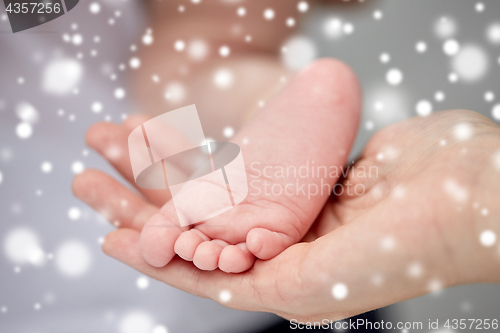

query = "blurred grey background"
[1,0,500,332]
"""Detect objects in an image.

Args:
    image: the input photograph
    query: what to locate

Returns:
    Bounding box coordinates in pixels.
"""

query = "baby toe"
[218,243,255,273]
[139,210,184,267]
[174,229,210,261]
[193,240,224,271]
[246,228,293,260]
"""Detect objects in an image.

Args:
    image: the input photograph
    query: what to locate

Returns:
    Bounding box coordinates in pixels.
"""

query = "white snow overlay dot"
[416,100,433,117]
[386,68,403,86]
[332,283,348,300]
[55,241,91,277]
[480,230,497,247]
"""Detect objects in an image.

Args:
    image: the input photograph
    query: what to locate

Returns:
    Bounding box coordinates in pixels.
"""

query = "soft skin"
[74,105,500,321]
[72,0,500,323]
[138,59,360,273]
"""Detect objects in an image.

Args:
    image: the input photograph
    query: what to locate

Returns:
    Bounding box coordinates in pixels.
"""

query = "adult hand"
[74,106,500,322]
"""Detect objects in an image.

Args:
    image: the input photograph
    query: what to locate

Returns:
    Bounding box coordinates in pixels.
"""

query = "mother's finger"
[103,227,381,322]
[72,169,158,230]
[104,227,353,321]
[86,115,145,184]
[86,116,171,206]
[103,228,275,312]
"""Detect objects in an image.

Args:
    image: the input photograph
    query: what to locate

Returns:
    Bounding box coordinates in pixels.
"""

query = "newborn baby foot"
[139,59,361,273]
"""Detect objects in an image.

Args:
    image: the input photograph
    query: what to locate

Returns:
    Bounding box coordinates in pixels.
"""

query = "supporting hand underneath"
[73,59,500,321]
